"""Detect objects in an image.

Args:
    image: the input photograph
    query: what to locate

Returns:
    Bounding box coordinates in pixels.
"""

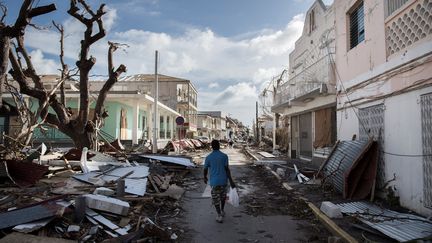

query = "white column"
[147,104,153,141]
[132,102,139,145]
[165,115,168,139]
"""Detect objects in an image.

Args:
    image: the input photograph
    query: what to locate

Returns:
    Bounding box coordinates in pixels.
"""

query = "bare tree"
[3,0,126,150]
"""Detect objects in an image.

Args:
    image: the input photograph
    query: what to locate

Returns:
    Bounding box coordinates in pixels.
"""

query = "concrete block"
[93,187,115,196]
[84,194,130,216]
[320,201,343,219]
[67,225,80,233]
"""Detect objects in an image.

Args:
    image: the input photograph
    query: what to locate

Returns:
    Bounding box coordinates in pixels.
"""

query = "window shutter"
[350,2,365,49]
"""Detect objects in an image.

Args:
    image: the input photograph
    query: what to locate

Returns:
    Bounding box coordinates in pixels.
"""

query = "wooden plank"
[257,152,276,158]
[148,176,160,193]
[307,202,358,243]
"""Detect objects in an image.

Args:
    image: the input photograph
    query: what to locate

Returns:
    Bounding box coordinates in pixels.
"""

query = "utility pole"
[152,50,159,153]
[256,101,259,143]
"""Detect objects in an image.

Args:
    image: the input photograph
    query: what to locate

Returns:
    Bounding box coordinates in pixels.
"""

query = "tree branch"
[28,4,56,18]
[94,42,127,122]
[0,3,7,23]
[53,21,68,105]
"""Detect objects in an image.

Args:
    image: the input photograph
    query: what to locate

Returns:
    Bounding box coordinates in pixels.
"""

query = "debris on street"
[0,142,202,242]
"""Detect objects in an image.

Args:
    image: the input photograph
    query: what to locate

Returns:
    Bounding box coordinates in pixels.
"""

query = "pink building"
[335,0,432,216]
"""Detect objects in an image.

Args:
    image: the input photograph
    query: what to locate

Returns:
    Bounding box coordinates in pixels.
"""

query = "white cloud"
[208,82,219,88]
[29,49,59,74]
[24,9,305,125]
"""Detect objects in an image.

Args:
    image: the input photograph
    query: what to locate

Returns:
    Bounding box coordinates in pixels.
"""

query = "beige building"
[198,111,227,140]
[334,0,432,215]
[272,0,337,162]
[111,74,198,138]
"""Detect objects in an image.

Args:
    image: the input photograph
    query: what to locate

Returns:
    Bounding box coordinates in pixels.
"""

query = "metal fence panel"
[421,93,432,208]
[358,104,385,188]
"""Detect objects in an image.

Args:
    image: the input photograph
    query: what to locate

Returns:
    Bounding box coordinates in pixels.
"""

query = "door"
[299,112,312,158]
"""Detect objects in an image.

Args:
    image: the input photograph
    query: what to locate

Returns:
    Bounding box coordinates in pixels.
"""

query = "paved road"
[180,148,309,243]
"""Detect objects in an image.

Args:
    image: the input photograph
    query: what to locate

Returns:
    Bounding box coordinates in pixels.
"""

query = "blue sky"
[4,0,333,126]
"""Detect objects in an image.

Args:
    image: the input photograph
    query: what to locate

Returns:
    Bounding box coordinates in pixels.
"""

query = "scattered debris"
[319,139,378,199]
[140,154,195,167]
[294,164,310,183]
[258,151,276,158]
[338,201,432,242]
[84,194,130,216]
[0,197,68,230]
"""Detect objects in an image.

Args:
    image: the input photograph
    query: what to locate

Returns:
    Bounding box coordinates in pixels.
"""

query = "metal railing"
[273,54,335,106]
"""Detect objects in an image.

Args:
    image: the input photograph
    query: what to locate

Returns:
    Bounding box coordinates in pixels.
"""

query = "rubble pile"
[0,142,203,242]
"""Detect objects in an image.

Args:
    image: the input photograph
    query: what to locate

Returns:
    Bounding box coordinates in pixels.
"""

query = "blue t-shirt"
[204,150,229,186]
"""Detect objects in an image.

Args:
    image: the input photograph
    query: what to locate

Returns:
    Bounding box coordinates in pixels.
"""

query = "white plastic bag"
[227,187,239,207]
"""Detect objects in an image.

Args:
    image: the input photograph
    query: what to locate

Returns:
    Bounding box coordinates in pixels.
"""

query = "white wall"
[337,86,432,216]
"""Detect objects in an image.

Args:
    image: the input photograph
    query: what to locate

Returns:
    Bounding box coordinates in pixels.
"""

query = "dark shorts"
[211,185,227,206]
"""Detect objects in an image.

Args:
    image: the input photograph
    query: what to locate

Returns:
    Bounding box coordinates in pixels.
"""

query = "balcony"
[272,54,335,111]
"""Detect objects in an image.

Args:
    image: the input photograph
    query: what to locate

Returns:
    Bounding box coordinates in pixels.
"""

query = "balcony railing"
[273,54,335,107]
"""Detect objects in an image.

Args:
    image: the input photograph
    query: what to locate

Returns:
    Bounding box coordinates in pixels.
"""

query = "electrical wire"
[326,44,373,139]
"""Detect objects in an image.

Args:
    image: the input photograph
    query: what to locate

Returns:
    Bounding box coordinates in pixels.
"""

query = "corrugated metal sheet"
[74,166,149,196]
[338,201,432,242]
[140,155,195,167]
[322,140,370,193]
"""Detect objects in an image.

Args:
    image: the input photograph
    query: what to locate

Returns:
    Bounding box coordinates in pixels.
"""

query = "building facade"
[198,111,227,140]
[272,0,337,162]
[334,0,432,215]
[116,74,198,138]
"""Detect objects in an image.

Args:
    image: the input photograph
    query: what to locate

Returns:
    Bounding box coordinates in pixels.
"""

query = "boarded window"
[314,107,335,148]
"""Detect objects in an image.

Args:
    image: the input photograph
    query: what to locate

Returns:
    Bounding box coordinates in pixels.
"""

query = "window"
[386,0,409,18]
[309,10,316,34]
[349,1,365,49]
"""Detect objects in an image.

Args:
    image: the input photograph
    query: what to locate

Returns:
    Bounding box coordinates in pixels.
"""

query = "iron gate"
[358,104,385,188]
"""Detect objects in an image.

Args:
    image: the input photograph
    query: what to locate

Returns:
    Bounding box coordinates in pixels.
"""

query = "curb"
[242,149,358,243]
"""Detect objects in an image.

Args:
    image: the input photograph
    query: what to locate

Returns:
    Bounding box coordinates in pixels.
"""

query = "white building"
[334,0,432,216]
[272,0,337,163]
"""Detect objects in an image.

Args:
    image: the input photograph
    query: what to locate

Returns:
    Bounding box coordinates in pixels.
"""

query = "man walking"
[204,140,236,223]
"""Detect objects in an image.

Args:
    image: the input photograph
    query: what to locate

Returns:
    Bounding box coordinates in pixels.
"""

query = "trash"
[171,233,178,240]
[0,196,69,230]
[227,187,239,207]
[338,201,432,242]
[67,225,80,233]
[276,168,285,177]
[85,208,129,236]
[80,147,90,173]
[140,154,195,167]
[12,218,53,233]
[0,160,49,186]
[320,201,342,218]
[157,184,185,200]
[74,165,149,196]
[84,194,130,216]
[294,164,310,183]
[258,151,276,158]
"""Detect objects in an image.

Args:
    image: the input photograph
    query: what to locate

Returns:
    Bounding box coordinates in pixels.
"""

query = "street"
[178,147,329,242]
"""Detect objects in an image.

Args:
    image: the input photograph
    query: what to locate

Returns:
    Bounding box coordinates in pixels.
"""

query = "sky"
[3,0,333,126]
